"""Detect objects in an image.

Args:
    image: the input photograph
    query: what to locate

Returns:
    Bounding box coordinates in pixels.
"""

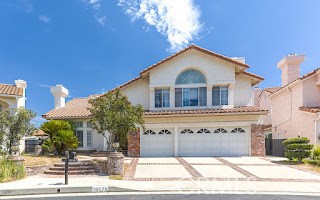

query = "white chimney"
[50,85,69,109]
[231,57,246,64]
[277,54,306,86]
[15,80,27,108]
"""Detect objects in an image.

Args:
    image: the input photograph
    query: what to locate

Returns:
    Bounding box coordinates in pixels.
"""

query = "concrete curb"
[0,186,138,196]
[1,187,320,197]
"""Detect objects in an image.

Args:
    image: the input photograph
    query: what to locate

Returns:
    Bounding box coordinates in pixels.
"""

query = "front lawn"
[23,155,61,167]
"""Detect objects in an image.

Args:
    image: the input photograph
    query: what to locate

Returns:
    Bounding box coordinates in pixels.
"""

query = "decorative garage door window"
[181,129,194,134]
[158,129,171,134]
[231,128,245,133]
[197,128,210,134]
[213,128,227,133]
[143,130,156,135]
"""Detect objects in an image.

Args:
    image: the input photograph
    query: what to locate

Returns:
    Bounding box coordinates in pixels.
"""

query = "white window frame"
[155,88,170,108]
[212,85,229,106]
[175,85,207,108]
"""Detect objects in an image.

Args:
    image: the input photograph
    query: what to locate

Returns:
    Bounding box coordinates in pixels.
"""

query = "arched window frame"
[213,128,228,133]
[231,128,245,133]
[143,130,156,135]
[181,129,194,134]
[175,69,207,85]
[197,128,210,134]
[158,129,171,134]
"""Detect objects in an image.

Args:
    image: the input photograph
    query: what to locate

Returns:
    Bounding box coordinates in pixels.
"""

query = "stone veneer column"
[250,124,265,156]
[127,128,140,157]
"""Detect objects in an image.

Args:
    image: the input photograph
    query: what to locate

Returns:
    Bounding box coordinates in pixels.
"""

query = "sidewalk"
[1,174,320,196]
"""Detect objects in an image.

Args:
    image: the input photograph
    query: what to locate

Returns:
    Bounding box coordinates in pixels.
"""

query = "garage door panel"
[140,129,174,157]
[178,127,249,157]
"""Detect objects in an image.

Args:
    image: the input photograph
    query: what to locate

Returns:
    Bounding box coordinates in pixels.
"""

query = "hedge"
[283,137,310,145]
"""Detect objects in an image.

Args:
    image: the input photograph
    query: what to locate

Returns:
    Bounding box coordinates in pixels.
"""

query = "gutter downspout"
[315,113,320,145]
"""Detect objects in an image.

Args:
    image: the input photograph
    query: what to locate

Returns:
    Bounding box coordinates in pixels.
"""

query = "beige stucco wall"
[234,74,253,106]
[121,77,150,110]
[270,75,320,144]
[0,96,18,109]
[149,49,235,86]
[258,91,272,125]
[121,49,254,110]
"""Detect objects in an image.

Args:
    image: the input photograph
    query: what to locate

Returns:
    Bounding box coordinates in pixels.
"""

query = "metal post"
[64,151,69,185]
[65,158,68,185]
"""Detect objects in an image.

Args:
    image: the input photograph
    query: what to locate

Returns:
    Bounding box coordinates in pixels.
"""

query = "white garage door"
[140,129,174,157]
[178,127,249,157]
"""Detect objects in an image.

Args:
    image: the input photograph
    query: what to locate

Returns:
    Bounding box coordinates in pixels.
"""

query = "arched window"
[181,129,194,134]
[175,69,206,85]
[159,130,171,134]
[214,128,228,133]
[231,128,245,133]
[143,130,156,135]
[197,128,210,134]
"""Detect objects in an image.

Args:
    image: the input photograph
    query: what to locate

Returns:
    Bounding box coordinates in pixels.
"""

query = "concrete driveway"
[124,157,320,183]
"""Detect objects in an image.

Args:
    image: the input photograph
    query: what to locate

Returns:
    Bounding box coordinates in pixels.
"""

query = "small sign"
[92,186,109,193]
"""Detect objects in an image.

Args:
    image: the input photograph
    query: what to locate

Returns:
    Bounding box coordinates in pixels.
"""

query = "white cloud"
[83,0,106,27]
[118,0,202,52]
[95,15,106,26]
[39,15,51,24]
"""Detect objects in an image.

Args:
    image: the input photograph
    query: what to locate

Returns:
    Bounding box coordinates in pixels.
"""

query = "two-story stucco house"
[43,45,267,157]
[255,54,320,145]
[0,80,27,110]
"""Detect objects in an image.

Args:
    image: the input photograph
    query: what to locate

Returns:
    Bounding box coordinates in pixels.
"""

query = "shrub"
[0,158,25,183]
[283,137,313,163]
[40,120,78,155]
[283,137,310,145]
[311,145,320,160]
[305,159,320,166]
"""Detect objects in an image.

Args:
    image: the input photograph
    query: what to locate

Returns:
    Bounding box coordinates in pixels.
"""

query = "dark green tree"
[40,120,78,155]
[0,108,36,154]
[88,89,144,151]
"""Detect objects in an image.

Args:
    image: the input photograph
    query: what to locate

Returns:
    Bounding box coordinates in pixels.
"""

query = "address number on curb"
[92,186,109,192]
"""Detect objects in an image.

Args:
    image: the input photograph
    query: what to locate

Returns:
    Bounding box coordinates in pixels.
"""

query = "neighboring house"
[0,80,27,110]
[0,80,27,153]
[255,54,320,145]
[43,44,268,157]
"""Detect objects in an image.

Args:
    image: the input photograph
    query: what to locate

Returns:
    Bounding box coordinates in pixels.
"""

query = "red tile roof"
[140,44,249,76]
[299,106,320,113]
[0,84,23,96]
[144,106,268,116]
[271,68,320,96]
[42,97,92,119]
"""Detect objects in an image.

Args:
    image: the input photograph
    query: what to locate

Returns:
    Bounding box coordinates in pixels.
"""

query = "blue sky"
[0,0,320,125]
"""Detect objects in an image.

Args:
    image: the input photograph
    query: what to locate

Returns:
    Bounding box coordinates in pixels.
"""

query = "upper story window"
[212,86,228,106]
[155,89,170,108]
[175,69,206,85]
[175,69,207,107]
[175,87,207,107]
[87,122,92,128]
[73,121,83,128]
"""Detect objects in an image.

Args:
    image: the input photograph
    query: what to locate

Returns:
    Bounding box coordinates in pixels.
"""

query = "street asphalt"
[2,193,320,200]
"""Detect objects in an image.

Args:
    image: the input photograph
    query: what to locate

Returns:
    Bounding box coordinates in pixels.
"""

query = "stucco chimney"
[15,80,27,108]
[277,54,306,86]
[50,85,69,109]
[253,87,261,107]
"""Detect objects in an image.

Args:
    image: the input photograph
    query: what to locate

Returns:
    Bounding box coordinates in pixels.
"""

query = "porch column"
[174,126,179,156]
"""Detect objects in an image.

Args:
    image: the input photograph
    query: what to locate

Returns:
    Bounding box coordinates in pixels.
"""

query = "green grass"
[0,158,26,183]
